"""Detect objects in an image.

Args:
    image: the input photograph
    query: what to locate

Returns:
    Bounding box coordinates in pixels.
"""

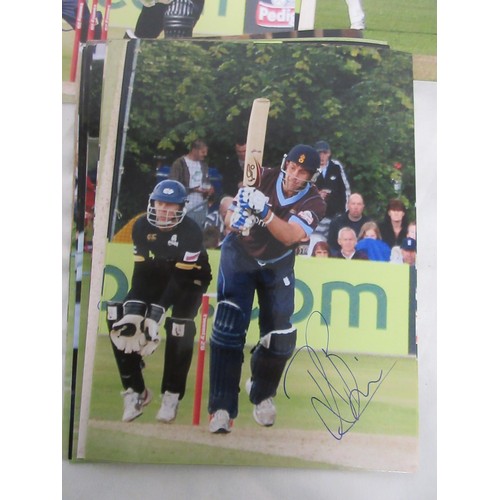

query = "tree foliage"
[117,40,415,228]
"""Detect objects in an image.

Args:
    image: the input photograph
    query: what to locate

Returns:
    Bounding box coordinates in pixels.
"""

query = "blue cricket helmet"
[286,144,321,173]
[281,144,321,183]
[150,179,188,204]
[147,180,188,229]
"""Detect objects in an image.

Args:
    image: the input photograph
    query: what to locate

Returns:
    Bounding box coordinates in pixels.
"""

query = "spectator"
[219,138,246,197]
[311,240,331,258]
[401,237,417,266]
[358,221,381,240]
[355,221,391,262]
[389,218,416,263]
[327,193,371,252]
[331,227,368,260]
[379,199,409,248]
[313,140,351,220]
[169,139,212,228]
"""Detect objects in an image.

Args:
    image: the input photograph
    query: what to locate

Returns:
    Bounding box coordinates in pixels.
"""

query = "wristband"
[264,211,275,225]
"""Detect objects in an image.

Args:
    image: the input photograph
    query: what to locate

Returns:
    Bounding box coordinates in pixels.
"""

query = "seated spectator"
[355,221,391,261]
[327,193,371,252]
[379,199,409,248]
[401,237,417,265]
[311,241,332,258]
[331,227,369,260]
[358,221,381,240]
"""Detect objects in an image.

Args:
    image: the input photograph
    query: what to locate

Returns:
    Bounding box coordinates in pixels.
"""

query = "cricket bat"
[240,98,270,236]
[243,98,270,188]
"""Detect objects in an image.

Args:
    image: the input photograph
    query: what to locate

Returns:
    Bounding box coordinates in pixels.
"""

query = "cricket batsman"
[107,180,212,422]
[208,144,326,433]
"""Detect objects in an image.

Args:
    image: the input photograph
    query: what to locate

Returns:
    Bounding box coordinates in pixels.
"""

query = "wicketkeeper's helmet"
[147,180,188,229]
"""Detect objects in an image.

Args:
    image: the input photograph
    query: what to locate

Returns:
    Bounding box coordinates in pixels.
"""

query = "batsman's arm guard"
[163,0,204,38]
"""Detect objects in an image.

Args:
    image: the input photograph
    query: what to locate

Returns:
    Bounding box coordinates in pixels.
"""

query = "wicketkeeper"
[107,180,212,422]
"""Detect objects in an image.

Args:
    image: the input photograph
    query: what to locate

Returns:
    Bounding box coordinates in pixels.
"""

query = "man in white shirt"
[169,139,213,227]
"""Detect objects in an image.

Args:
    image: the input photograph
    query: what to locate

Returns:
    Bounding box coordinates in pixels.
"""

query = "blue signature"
[283,311,396,440]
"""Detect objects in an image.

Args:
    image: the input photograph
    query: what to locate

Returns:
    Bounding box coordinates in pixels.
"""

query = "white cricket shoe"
[253,398,276,427]
[156,391,180,423]
[246,378,276,427]
[121,387,152,422]
[209,409,233,434]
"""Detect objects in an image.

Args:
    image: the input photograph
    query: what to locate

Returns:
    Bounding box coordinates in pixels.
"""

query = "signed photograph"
[67,37,418,472]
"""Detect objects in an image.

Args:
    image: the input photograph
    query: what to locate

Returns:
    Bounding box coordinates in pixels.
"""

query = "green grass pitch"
[72,334,418,467]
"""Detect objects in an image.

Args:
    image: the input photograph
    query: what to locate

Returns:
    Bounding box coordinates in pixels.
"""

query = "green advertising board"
[100,243,413,356]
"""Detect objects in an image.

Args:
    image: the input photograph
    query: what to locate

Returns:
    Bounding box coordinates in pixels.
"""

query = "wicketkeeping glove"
[237,187,270,218]
[141,304,165,356]
[110,300,147,354]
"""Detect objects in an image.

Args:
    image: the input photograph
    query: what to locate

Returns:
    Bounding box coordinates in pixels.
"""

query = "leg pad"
[161,317,196,398]
[208,301,247,418]
[249,329,297,404]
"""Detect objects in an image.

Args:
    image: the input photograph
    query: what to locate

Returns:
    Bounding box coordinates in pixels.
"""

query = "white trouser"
[345,0,365,29]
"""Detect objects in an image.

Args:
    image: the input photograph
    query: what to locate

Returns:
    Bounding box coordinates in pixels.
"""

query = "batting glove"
[230,206,257,232]
[237,187,270,218]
